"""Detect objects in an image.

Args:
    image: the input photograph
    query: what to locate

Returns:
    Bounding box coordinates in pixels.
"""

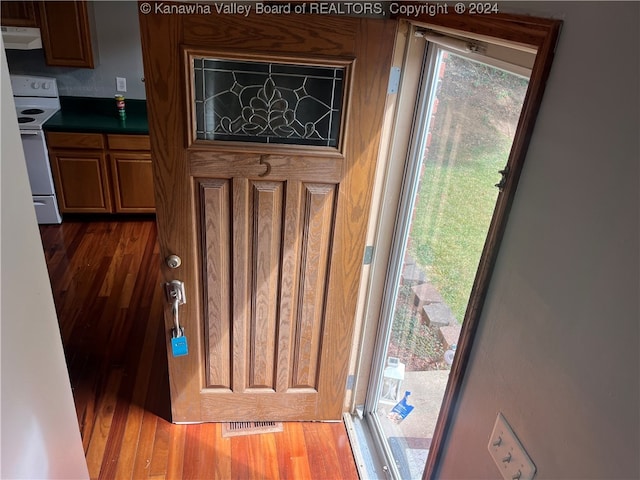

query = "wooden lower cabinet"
[47,132,155,214]
[107,135,155,213]
[51,149,112,212]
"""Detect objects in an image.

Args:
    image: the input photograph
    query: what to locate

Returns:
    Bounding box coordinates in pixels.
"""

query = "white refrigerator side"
[0,39,89,479]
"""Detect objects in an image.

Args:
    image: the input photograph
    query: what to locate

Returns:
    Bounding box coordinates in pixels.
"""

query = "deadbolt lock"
[166,254,182,269]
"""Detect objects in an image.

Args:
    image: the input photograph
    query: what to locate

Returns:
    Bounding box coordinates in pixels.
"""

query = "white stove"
[15,104,60,129]
[10,75,62,224]
[12,75,60,127]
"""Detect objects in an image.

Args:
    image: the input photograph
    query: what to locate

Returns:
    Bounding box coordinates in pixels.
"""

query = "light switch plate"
[488,413,536,480]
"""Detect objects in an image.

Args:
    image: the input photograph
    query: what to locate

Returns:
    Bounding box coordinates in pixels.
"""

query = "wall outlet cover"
[488,413,536,480]
[116,77,127,92]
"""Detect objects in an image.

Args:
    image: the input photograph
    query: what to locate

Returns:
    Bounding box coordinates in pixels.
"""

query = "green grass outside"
[388,53,528,367]
[407,140,512,323]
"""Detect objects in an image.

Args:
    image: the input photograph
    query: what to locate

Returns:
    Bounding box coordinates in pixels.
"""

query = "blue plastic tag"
[171,329,188,357]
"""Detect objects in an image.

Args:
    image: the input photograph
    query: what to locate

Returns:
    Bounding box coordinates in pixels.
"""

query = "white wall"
[0,40,89,479]
[6,1,146,99]
[437,2,639,479]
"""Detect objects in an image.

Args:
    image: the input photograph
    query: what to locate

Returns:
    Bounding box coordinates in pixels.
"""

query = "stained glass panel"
[193,58,345,147]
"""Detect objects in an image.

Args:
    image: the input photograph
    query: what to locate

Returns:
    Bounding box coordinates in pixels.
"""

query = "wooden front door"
[139,8,395,422]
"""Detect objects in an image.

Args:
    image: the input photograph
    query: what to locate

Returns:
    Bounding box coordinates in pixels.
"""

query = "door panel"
[140,10,396,422]
[247,180,283,390]
[200,179,231,389]
[198,176,337,397]
[293,183,335,389]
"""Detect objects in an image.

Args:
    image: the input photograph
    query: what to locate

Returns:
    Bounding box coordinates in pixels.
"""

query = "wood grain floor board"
[85,368,123,479]
[181,424,201,479]
[275,421,314,480]
[113,402,145,480]
[40,219,359,480]
[97,392,131,480]
[131,410,159,480]
[199,423,223,479]
[165,424,187,479]
[148,416,171,477]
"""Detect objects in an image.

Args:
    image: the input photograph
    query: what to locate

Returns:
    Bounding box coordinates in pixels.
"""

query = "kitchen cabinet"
[0,1,38,27]
[107,135,156,213]
[48,132,112,213]
[47,132,155,214]
[38,1,94,68]
[1,1,94,68]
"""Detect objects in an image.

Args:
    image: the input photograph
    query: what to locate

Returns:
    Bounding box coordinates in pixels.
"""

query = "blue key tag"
[171,327,188,357]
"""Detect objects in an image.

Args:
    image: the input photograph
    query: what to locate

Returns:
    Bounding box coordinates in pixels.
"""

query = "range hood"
[1,26,42,50]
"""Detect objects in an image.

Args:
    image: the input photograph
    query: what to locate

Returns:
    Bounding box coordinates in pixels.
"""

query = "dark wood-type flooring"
[40,219,359,480]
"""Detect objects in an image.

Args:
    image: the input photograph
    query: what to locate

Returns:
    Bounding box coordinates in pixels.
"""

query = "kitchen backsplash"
[6,1,146,99]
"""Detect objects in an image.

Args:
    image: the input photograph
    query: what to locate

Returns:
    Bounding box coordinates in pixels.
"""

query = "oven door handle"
[19,130,41,136]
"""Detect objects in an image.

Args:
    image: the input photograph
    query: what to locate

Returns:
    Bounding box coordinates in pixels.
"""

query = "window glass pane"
[193,58,345,147]
[372,50,529,478]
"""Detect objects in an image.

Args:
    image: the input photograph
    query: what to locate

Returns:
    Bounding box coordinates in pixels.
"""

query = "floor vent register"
[222,421,284,437]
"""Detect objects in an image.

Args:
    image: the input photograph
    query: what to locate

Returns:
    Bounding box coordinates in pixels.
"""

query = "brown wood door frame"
[386,12,562,480]
[140,9,396,422]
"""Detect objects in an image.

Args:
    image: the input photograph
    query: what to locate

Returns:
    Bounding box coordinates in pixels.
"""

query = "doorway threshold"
[344,412,389,479]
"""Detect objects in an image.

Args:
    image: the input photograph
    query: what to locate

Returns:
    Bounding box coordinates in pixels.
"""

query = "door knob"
[165,280,188,357]
[166,254,182,269]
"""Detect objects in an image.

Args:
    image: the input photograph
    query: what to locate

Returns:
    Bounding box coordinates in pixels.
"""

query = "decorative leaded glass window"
[193,58,345,147]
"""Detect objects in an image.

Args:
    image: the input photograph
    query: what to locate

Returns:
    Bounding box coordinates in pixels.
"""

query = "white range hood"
[1,26,42,50]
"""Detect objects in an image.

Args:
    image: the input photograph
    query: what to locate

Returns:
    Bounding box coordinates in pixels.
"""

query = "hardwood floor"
[40,219,359,480]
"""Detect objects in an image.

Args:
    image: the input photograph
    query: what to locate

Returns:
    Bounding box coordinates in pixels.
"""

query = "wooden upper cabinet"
[38,1,94,68]
[0,1,38,27]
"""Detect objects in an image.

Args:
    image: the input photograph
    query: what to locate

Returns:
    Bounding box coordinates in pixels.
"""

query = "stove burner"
[18,117,35,124]
[20,108,45,115]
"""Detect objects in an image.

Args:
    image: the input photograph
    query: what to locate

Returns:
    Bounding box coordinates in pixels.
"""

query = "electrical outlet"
[488,413,536,480]
[116,77,127,92]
